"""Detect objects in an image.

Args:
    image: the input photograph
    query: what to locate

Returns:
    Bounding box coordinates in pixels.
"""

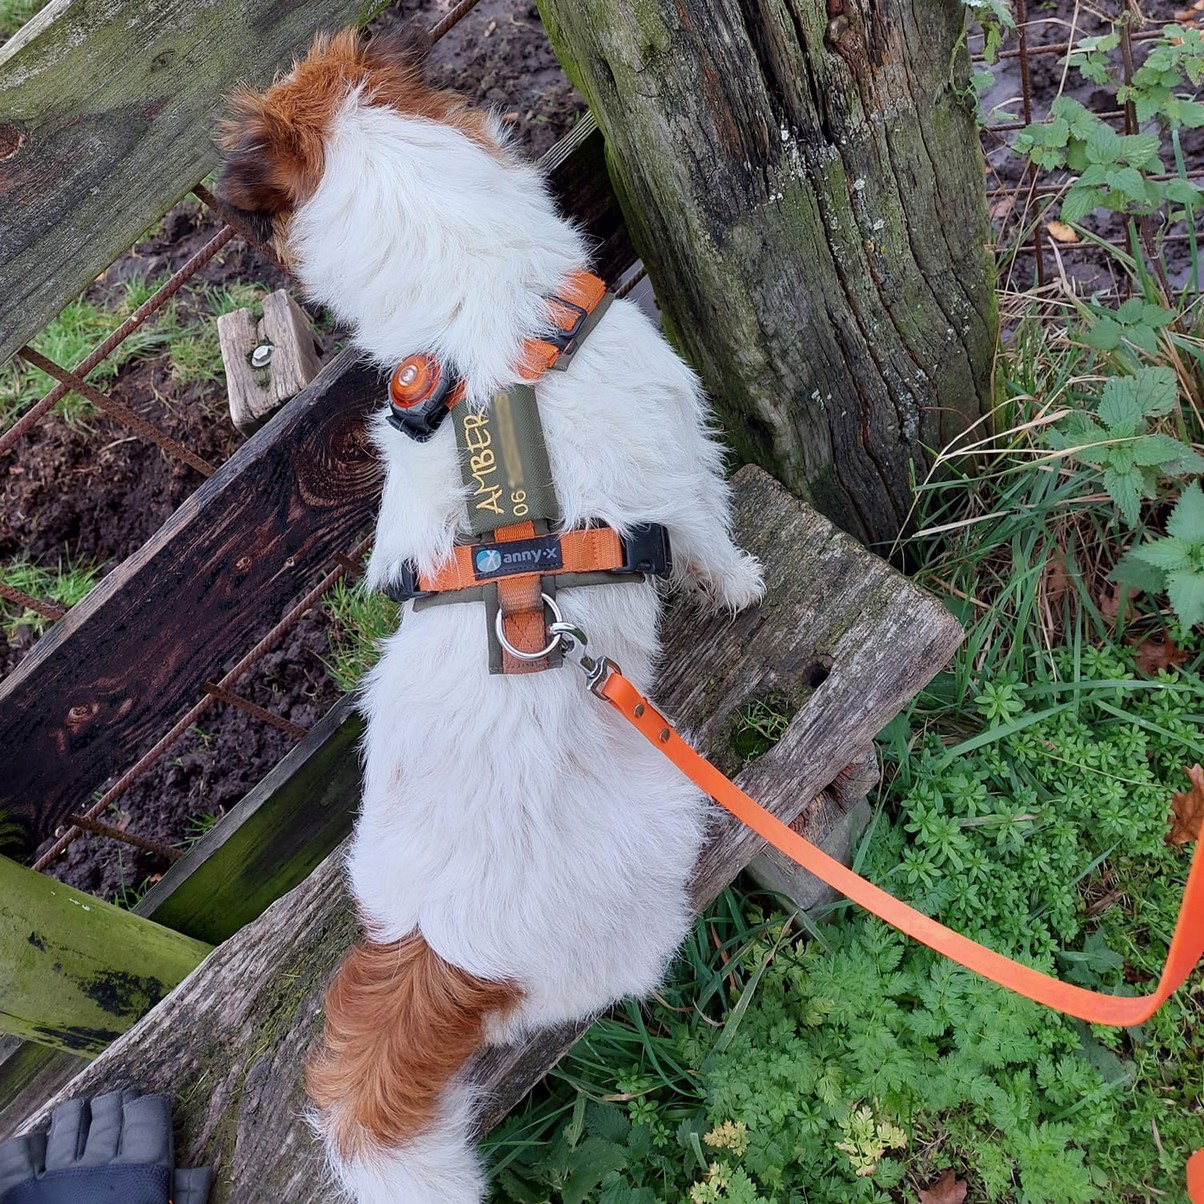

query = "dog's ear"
[217,91,314,216]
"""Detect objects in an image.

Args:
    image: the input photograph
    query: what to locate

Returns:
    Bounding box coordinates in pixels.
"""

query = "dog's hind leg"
[306,934,521,1203]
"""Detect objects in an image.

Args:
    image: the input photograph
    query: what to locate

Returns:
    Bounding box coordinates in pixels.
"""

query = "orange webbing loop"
[492,522,549,674]
[418,527,625,594]
[519,271,609,381]
[594,666,1204,1025]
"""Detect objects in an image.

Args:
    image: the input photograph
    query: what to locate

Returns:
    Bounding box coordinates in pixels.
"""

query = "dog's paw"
[684,550,765,615]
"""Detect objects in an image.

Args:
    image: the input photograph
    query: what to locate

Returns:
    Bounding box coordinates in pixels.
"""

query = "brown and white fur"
[219,30,763,1203]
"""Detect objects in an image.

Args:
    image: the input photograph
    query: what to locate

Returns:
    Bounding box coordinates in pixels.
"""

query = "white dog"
[220,29,763,1203]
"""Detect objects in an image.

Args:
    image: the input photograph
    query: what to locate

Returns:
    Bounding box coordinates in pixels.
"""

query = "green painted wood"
[0,857,210,1055]
[536,0,997,545]
[0,0,378,368]
[136,697,363,945]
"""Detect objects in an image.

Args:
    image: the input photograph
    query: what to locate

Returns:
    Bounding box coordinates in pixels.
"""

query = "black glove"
[0,1089,210,1204]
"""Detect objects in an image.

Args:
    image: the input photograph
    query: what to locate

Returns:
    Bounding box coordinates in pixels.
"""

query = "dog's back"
[220,31,761,1201]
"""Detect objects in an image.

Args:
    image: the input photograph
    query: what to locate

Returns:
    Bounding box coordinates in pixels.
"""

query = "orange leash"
[581,661,1204,1196]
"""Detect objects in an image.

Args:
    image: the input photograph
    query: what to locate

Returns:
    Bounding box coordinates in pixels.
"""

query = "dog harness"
[382,271,672,674]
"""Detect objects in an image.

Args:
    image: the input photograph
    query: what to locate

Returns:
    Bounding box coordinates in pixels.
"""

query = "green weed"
[322,578,397,693]
[0,553,102,642]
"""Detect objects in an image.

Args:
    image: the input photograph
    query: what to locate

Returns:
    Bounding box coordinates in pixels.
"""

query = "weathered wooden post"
[0,858,210,1055]
[536,0,996,545]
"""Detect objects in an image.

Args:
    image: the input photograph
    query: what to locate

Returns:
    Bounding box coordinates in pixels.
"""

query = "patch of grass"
[166,283,264,387]
[179,809,223,849]
[0,281,175,428]
[0,552,103,641]
[0,277,271,429]
[322,578,397,693]
[0,0,43,40]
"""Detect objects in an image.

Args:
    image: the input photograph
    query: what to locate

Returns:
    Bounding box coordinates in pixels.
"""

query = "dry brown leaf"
[918,1169,968,1204]
[1168,764,1204,846]
[1134,634,1189,676]
[1046,220,1080,243]
[1042,552,1070,605]
[990,195,1016,222]
[1099,583,1134,629]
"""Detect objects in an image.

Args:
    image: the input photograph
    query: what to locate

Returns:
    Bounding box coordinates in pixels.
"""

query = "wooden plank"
[0,0,376,368]
[0,698,360,1129]
[0,350,383,857]
[136,697,362,946]
[3,469,964,1190]
[0,857,210,1055]
[0,116,630,860]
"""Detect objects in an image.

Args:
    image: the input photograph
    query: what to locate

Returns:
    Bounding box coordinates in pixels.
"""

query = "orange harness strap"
[590,662,1204,1198]
[415,527,625,595]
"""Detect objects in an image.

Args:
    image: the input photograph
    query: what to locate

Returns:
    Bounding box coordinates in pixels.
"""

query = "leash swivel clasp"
[492,595,617,692]
[546,617,618,697]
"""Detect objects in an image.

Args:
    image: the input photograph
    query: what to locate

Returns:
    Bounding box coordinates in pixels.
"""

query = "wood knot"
[66,702,99,730]
[0,124,25,161]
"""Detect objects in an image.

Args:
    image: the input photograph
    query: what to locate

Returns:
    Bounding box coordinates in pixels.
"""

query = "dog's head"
[217,28,494,244]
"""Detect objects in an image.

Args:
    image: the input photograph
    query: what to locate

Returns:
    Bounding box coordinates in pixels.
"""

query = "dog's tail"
[306,933,521,1204]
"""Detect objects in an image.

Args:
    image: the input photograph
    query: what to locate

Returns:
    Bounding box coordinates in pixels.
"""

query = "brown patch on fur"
[217,28,498,221]
[306,932,521,1156]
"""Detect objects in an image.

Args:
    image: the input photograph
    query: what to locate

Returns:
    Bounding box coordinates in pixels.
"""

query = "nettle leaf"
[1080,319,1123,350]
[1165,178,1204,207]
[1105,165,1150,204]
[1132,434,1204,473]
[1060,186,1106,223]
[1131,366,1178,417]
[1097,378,1144,434]
[1167,480,1204,541]
[1167,568,1204,629]
[1112,546,1167,592]
[1115,297,1146,324]
[1169,97,1204,129]
[560,1138,630,1204]
[1118,133,1162,170]
[1103,465,1144,526]
[1085,124,1122,164]
[1131,536,1195,572]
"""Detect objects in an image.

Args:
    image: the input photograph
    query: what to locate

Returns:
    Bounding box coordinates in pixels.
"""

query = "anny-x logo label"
[471,535,564,581]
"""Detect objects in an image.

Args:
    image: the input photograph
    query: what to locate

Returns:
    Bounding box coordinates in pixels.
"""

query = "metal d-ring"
[495,592,566,661]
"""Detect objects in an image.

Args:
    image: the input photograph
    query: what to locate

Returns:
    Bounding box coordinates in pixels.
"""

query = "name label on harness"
[471,535,564,581]
[453,386,560,534]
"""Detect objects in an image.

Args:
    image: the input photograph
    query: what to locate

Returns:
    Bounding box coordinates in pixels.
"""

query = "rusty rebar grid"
[18,348,216,477]
[0,225,236,456]
[33,536,371,871]
[65,812,183,862]
[203,681,310,738]
[0,581,65,623]
[971,25,1164,64]
[430,0,487,42]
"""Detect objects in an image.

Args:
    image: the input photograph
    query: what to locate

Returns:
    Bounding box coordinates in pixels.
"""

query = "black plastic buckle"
[618,523,672,577]
[544,294,589,353]
[382,562,433,604]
